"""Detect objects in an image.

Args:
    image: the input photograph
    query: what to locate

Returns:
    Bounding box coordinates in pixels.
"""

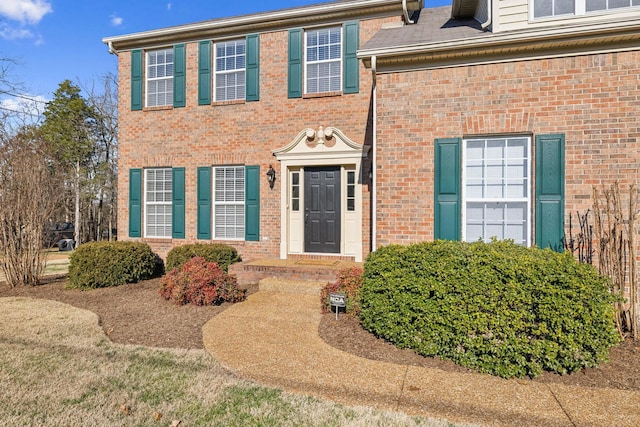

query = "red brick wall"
[117,16,399,260]
[375,52,640,249]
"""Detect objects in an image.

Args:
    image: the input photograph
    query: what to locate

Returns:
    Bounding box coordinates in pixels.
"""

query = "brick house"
[103,0,640,268]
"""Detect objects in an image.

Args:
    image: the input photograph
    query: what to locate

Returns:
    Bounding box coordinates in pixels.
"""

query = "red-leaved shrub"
[159,257,245,306]
[320,266,364,316]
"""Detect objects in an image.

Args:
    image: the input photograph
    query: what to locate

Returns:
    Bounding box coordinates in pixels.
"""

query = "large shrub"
[359,240,622,379]
[160,257,245,306]
[320,267,364,316]
[68,241,156,289]
[166,243,240,273]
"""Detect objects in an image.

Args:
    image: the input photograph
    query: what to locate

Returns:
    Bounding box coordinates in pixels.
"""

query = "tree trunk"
[74,159,81,249]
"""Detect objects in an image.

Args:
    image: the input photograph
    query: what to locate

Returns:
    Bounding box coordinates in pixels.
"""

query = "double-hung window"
[463,137,531,246]
[214,166,245,239]
[305,27,342,94]
[146,48,174,107]
[145,168,172,238]
[215,40,246,101]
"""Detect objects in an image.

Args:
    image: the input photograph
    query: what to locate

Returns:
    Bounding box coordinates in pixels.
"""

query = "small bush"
[359,240,622,379]
[320,267,364,316]
[160,257,245,306]
[166,243,240,272]
[68,241,156,289]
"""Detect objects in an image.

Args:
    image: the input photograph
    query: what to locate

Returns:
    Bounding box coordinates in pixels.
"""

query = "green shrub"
[359,240,622,379]
[166,243,240,273]
[320,267,364,316]
[159,257,245,306]
[67,241,156,289]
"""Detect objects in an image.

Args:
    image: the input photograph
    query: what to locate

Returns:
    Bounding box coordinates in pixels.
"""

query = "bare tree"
[0,127,62,286]
[83,73,118,241]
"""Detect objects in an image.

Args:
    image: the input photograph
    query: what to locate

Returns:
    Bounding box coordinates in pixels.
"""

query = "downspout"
[402,0,414,24]
[481,0,492,30]
[371,55,378,252]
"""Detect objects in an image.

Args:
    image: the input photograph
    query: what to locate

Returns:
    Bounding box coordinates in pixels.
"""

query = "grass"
[0,297,468,426]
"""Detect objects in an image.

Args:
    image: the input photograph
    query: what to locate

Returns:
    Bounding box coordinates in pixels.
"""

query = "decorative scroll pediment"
[273,126,367,160]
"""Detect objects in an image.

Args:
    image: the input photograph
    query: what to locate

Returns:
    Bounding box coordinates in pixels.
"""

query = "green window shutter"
[245,165,260,241]
[131,50,143,110]
[198,41,211,105]
[343,21,359,94]
[172,167,185,239]
[288,29,303,99]
[535,134,565,251]
[246,34,260,101]
[197,167,212,239]
[434,138,461,241]
[129,169,142,237]
[173,44,186,108]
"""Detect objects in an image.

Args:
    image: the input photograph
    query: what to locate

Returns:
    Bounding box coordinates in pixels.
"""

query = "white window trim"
[212,165,245,241]
[213,39,246,102]
[461,136,532,246]
[145,48,174,108]
[530,0,640,20]
[303,26,343,95]
[144,168,172,239]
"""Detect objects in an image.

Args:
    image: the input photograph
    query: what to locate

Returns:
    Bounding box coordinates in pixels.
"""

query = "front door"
[304,166,341,253]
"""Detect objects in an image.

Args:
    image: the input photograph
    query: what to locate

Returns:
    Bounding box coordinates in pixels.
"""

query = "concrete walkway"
[202,279,640,426]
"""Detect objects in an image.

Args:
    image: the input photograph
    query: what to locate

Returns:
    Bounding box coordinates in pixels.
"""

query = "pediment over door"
[273,126,368,162]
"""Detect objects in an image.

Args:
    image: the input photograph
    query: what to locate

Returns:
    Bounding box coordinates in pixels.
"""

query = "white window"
[214,166,245,239]
[215,40,246,101]
[533,0,639,18]
[586,0,640,11]
[146,48,174,107]
[463,137,531,246]
[145,168,172,238]
[305,27,342,94]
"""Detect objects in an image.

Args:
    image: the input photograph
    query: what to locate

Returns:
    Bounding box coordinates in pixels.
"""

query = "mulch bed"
[0,277,638,391]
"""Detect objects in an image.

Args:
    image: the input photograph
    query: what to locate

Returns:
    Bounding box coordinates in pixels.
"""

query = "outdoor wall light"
[266,165,276,188]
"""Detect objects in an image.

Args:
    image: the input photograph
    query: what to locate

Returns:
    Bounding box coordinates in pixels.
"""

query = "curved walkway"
[203,279,640,426]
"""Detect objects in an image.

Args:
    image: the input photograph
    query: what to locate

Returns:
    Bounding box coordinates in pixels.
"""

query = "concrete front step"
[258,277,324,296]
[230,258,361,286]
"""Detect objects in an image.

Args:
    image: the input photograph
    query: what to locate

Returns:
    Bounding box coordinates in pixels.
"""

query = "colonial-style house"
[103,0,640,281]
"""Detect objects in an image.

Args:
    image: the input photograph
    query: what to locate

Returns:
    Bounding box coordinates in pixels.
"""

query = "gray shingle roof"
[362,6,485,51]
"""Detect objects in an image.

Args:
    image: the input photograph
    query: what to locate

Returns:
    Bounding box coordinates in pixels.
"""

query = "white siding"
[495,0,640,32]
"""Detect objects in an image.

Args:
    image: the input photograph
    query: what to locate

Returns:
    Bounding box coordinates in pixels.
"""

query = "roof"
[103,0,423,52]
[359,6,640,69]
[363,6,484,51]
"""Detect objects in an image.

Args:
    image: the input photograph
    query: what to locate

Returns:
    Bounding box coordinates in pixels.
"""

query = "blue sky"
[0,0,451,113]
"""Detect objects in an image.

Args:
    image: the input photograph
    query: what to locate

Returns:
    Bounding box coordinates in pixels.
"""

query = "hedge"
[67,241,156,289]
[359,240,621,379]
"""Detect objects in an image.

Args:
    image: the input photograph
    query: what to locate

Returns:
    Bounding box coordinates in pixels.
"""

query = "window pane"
[214,40,246,101]
[306,27,341,94]
[464,137,530,245]
[146,48,174,107]
[145,168,172,238]
[213,166,245,239]
[555,0,575,14]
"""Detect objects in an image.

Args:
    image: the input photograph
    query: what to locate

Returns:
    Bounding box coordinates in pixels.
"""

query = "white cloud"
[0,0,53,25]
[110,14,123,27]
[0,23,33,40]
[0,94,48,123]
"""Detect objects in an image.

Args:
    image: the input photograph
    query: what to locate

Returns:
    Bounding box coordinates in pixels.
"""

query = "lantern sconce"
[266,165,276,188]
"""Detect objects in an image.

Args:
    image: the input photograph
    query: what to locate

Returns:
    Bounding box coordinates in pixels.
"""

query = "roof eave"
[103,0,422,51]
[358,18,640,68]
